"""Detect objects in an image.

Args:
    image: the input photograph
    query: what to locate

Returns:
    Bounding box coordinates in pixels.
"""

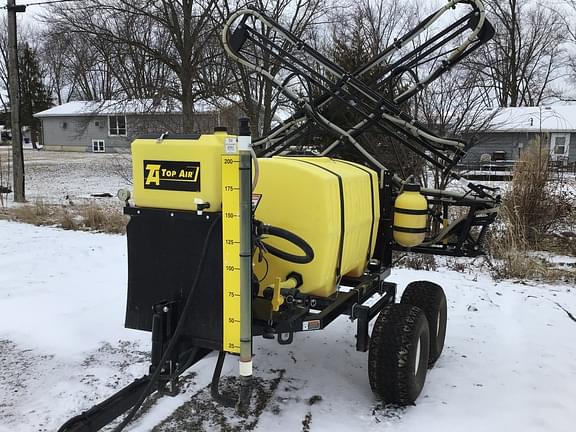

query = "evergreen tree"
[19,43,52,148]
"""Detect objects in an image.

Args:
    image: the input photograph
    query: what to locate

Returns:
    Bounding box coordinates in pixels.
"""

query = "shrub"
[396,253,437,271]
[488,139,576,281]
[504,139,574,246]
[9,199,52,224]
[81,203,128,233]
[59,209,78,230]
[2,200,128,234]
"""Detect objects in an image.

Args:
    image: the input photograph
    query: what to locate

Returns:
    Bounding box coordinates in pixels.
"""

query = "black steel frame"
[252,269,395,352]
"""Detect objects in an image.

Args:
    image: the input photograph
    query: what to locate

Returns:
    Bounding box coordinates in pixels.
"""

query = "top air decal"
[143,160,201,191]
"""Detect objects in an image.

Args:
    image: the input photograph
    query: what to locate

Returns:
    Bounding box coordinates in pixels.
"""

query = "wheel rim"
[414,337,421,376]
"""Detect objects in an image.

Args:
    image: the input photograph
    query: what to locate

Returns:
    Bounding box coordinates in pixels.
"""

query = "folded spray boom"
[222,0,499,256]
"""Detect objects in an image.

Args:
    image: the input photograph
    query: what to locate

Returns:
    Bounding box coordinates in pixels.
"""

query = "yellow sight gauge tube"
[237,118,253,412]
[222,150,241,354]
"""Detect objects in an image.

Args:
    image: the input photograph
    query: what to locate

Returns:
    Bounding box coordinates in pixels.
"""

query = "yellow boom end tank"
[253,157,379,298]
[393,182,428,247]
[131,130,234,211]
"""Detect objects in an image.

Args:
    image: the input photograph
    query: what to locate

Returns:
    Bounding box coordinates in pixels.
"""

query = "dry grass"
[0,200,128,234]
[81,203,127,233]
[395,252,437,271]
[59,209,78,230]
[488,205,549,280]
[487,251,576,284]
[7,199,54,224]
[504,139,575,246]
[488,140,576,282]
[0,149,11,208]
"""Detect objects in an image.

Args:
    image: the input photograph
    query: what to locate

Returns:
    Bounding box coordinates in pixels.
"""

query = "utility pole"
[7,0,26,202]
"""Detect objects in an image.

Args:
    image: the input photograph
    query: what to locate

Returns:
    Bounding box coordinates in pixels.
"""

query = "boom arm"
[222,0,499,256]
[223,1,494,173]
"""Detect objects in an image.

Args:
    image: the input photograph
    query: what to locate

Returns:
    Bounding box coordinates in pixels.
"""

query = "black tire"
[401,281,447,367]
[368,304,430,405]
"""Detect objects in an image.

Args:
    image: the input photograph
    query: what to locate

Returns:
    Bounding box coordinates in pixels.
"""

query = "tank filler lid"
[402,182,421,192]
[135,133,201,140]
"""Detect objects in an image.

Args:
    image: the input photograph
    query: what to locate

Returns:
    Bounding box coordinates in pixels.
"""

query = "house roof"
[485,105,576,133]
[33,99,224,118]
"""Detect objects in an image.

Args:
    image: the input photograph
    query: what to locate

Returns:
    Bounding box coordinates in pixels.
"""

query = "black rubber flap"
[125,210,223,350]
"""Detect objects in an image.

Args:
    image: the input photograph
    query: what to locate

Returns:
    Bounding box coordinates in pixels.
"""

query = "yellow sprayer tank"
[393,182,428,247]
[254,157,379,298]
[131,130,234,211]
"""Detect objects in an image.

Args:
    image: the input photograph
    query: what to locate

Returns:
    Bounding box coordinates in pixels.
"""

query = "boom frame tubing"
[224,12,466,156]
[223,3,499,207]
[257,6,484,158]
[223,0,494,173]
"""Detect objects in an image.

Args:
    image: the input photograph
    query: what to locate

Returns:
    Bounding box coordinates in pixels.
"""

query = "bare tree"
[468,0,566,107]
[556,1,576,101]
[39,28,119,102]
[330,0,417,71]
[0,17,34,111]
[41,31,69,105]
[417,68,496,189]
[105,16,173,100]
[322,0,423,176]
[42,18,172,103]
[216,0,331,136]
[0,17,10,112]
[40,1,335,135]
[44,0,220,132]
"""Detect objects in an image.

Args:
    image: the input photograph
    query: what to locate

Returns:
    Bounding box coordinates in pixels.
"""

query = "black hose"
[259,224,314,264]
[210,351,237,408]
[111,214,222,432]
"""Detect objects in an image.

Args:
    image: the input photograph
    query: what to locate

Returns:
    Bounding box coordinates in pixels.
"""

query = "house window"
[550,133,569,159]
[92,140,105,153]
[492,151,506,161]
[554,137,566,155]
[108,115,126,136]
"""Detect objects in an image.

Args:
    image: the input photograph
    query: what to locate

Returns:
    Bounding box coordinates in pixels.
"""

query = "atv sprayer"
[58,1,499,431]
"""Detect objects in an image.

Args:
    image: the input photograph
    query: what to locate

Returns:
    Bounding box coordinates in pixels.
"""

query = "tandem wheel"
[401,281,447,367]
[368,303,430,405]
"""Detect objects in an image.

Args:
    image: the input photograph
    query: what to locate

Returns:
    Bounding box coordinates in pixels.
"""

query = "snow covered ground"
[1,220,575,432]
[0,146,131,205]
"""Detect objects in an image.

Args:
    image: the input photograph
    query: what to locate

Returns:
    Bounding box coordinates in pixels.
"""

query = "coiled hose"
[256,222,314,264]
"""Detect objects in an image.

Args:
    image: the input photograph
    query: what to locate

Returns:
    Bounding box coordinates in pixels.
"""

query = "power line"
[1,0,84,10]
